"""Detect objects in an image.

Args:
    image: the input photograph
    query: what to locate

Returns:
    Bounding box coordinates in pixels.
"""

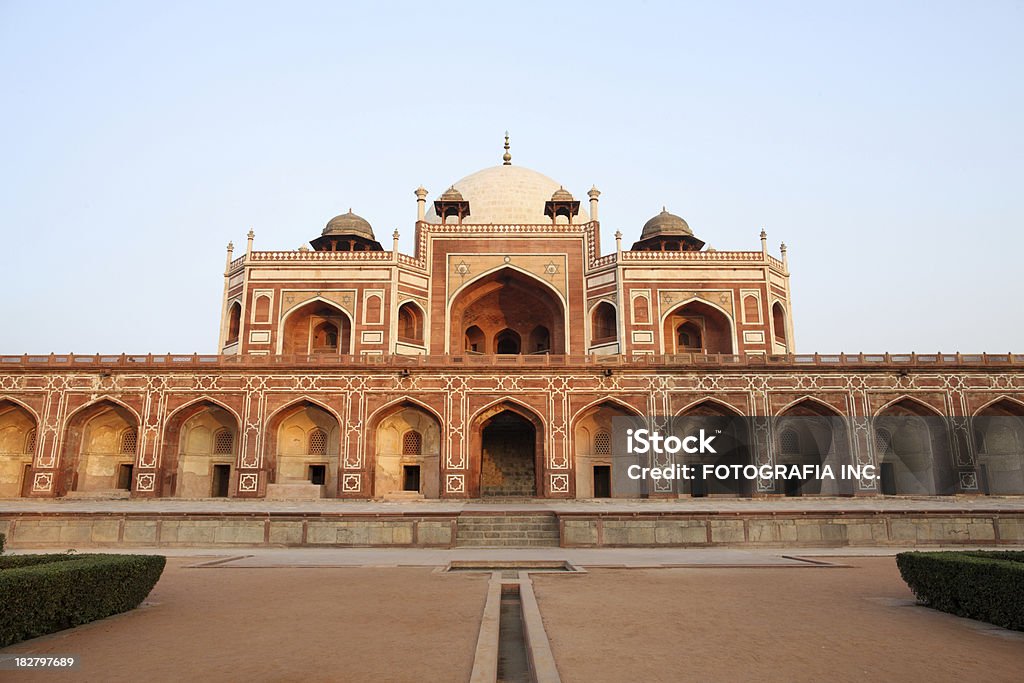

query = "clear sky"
[1,1,1021,354]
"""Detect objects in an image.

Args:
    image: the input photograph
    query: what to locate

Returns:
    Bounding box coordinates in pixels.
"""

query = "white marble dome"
[424,164,588,225]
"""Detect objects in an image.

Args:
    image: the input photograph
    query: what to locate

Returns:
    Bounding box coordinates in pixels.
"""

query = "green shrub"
[0,553,166,647]
[897,551,1024,631]
[0,532,5,554]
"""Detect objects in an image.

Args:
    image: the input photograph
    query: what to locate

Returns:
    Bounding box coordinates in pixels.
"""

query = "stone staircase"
[456,513,560,548]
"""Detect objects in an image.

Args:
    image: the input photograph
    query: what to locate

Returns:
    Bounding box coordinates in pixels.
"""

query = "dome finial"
[502,131,512,165]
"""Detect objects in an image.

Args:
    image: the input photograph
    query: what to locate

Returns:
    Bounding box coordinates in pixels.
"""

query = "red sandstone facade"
[1,152,1022,500]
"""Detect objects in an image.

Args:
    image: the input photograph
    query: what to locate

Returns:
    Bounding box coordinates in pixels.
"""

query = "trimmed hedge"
[896,551,1024,631]
[0,553,166,646]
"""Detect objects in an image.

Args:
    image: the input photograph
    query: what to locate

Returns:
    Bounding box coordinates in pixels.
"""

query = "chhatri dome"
[424,135,589,225]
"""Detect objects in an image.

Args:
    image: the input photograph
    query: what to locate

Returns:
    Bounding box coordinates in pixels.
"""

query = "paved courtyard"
[1,548,1022,682]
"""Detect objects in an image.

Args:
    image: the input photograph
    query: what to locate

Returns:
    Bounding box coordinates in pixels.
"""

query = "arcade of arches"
[3,394,1024,499]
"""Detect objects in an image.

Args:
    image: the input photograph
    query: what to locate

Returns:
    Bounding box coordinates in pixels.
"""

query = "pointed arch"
[469,398,547,498]
[160,397,242,498]
[58,397,141,496]
[62,395,142,426]
[674,397,745,418]
[775,397,854,495]
[571,397,645,499]
[367,395,445,428]
[264,397,342,496]
[873,396,954,495]
[0,398,39,497]
[972,395,1024,417]
[396,300,427,347]
[368,397,444,499]
[659,297,736,355]
[0,396,41,423]
[570,396,645,424]
[873,395,944,418]
[446,266,568,355]
[774,395,845,418]
[278,297,353,355]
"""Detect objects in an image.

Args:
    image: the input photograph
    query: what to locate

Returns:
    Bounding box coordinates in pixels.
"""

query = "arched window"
[743,295,760,323]
[592,302,617,343]
[227,302,242,344]
[780,429,799,455]
[120,428,138,455]
[311,321,340,352]
[213,429,234,455]
[632,296,649,324]
[308,429,327,455]
[676,322,702,351]
[398,303,424,344]
[495,329,521,355]
[254,295,271,323]
[772,302,787,346]
[402,430,422,455]
[594,431,611,455]
[26,428,37,455]
[464,326,485,354]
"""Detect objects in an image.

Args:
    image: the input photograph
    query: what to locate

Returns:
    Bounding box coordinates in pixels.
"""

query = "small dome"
[550,186,574,202]
[323,209,375,240]
[439,186,465,202]
[640,208,692,241]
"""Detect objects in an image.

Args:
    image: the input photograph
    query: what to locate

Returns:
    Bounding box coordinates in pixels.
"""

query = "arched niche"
[371,403,442,498]
[449,268,566,355]
[973,399,1024,495]
[573,400,643,498]
[873,399,954,495]
[0,400,37,498]
[663,300,733,354]
[162,401,239,498]
[775,399,853,496]
[265,401,340,496]
[281,301,352,356]
[59,400,139,495]
[674,401,751,497]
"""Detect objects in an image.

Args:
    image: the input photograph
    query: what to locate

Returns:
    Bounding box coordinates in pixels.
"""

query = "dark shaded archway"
[469,401,545,497]
[675,400,752,497]
[775,399,854,496]
[873,399,954,495]
[973,399,1024,495]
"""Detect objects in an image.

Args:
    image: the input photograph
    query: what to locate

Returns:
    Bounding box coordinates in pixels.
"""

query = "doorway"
[117,464,133,490]
[212,464,230,497]
[593,465,611,498]
[481,412,536,496]
[309,464,326,486]
[20,464,32,497]
[403,465,421,492]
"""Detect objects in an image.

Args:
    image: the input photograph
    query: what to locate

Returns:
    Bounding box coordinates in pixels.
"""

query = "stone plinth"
[265,483,324,500]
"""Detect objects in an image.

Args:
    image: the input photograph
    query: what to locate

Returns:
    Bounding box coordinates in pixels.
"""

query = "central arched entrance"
[470,401,545,497]
[480,412,536,497]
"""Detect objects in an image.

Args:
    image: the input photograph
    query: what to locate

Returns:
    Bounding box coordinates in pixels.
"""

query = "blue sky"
[1,1,1021,353]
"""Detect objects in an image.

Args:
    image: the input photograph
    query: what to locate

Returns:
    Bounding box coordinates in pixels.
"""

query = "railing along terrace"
[226,241,784,272]
[1,352,1021,370]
